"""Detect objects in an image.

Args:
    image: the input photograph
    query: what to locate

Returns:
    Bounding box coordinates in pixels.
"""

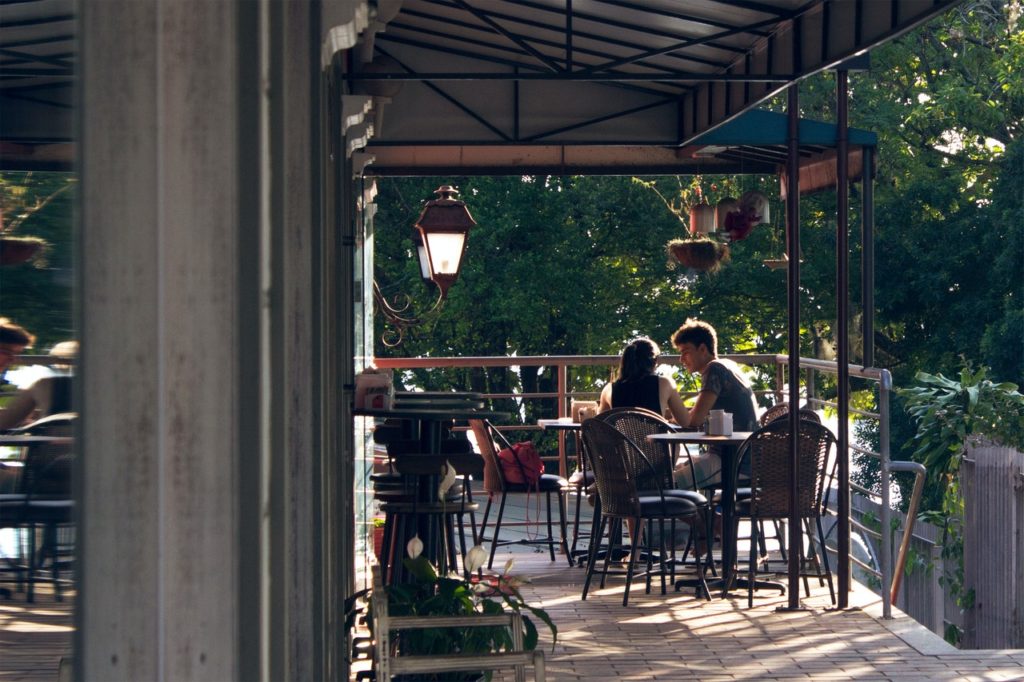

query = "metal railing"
[373,353,922,616]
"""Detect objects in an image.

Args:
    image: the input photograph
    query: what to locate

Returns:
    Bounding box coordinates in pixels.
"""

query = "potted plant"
[666,237,730,273]
[374,542,556,682]
[372,517,387,561]
[901,364,1024,645]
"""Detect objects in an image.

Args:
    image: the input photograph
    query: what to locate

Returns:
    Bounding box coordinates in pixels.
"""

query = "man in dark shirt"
[670,318,758,489]
[671,319,757,431]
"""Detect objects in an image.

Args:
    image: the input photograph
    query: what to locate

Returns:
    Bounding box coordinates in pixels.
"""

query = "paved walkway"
[0,583,72,682]
[5,522,1024,681]
[486,545,1024,681]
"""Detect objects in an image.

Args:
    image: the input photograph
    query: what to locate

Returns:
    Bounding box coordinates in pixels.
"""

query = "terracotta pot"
[373,525,386,560]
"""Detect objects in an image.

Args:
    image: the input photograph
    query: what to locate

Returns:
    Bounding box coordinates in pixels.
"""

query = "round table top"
[0,434,74,445]
[537,419,581,430]
[646,431,753,445]
[355,407,510,421]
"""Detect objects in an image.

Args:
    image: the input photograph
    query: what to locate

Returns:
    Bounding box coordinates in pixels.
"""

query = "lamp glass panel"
[416,243,431,280]
[424,232,466,276]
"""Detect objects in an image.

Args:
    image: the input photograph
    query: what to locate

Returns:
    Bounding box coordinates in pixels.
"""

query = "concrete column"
[78,0,331,679]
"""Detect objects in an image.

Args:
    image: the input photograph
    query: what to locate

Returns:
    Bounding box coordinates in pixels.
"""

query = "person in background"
[0,337,76,431]
[598,337,688,424]
[0,318,36,492]
[670,318,758,490]
[0,318,34,381]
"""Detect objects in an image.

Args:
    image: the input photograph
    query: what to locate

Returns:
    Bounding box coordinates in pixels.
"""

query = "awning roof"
[0,0,75,169]
[0,0,957,172]
[358,0,953,174]
[365,106,879,178]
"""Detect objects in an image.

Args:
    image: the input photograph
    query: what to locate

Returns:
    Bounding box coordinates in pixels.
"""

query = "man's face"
[0,343,26,374]
[676,342,706,374]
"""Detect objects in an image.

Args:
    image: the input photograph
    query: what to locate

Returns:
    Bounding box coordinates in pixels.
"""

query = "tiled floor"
[5,506,1024,682]
[356,487,1024,681]
[482,543,1024,681]
[0,583,72,682]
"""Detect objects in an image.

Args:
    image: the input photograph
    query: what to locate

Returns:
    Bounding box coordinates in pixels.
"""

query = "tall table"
[647,431,783,597]
[0,433,75,601]
[357,405,509,580]
[537,419,588,561]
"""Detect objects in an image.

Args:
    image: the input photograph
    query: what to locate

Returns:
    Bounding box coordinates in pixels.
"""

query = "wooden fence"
[962,439,1024,648]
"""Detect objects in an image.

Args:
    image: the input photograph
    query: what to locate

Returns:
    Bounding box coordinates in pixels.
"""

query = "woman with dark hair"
[597,337,688,424]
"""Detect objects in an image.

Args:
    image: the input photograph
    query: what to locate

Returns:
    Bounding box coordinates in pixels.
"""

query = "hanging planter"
[0,236,47,266]
[688,201,715,235]
[666,238,731,273]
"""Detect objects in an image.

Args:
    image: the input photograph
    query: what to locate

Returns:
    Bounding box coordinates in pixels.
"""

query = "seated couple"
[597,318,758,490]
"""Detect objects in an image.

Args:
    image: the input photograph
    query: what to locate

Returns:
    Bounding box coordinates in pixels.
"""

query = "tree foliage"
[0,172,76,350]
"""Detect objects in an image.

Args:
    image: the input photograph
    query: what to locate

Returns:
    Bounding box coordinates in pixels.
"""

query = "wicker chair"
[0,413,75,602]
[593,408,711,566]
[749,405,822,561]
[734,419,836,607]
[580,419,710,606]
[468,420,572,570]
[759,403,821,427]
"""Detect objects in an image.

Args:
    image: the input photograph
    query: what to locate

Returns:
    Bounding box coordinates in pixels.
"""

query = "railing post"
[775,360,785,406]
[880,370,892,618]
[930,543,944,636]
[557,363,568,479]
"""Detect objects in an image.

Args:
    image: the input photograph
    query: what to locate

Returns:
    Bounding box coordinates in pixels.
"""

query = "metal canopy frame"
[351,0,957,167]
[0,0,960,614]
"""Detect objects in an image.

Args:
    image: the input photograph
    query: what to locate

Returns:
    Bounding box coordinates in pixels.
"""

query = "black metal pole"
[786,83,801,610]
[861,146,875,368]
[837,70,851,608]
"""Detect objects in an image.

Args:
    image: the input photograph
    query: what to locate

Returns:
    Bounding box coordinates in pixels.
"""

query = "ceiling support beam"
[679,0,964,142]
[420,0,732,70]
[451,0,563,72]
[347,71,793,82]
[374,33,674,98]
[375,45,510,141]
[388,15,687,77]
[522,97,677,143]
[582,15,782,74]
[565,0,572,71]
[589,0,772,37]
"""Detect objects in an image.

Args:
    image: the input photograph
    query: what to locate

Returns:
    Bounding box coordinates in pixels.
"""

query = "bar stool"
[376,452,482,584]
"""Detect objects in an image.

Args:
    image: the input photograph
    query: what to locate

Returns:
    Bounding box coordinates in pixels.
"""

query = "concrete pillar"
[77,0,342,679]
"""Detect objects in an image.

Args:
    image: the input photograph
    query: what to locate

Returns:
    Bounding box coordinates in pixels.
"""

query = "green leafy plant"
[901,365,1024,479]
[378,551,556,682]
[900,364,1024,644]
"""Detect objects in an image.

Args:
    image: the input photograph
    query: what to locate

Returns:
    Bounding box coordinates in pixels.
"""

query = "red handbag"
[497,441,544,488]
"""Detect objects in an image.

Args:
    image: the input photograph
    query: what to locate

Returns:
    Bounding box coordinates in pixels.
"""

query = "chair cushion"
[503,473,568,493]
[637,495,698,519]
[662,488,709,506]
[568,469,595,486]
[713,487,751,504]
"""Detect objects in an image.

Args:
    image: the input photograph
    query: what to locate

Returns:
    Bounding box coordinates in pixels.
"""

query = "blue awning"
[692,109,877,148]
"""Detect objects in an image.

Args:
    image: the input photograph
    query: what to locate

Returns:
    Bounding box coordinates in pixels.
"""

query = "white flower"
[465,544,488,573]
[438,461,458,501]
[406,534,423,559]
[503,557,515,576]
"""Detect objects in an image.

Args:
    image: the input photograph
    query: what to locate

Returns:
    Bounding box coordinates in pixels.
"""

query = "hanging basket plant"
[666,237,731,273]
[0,236,47,266]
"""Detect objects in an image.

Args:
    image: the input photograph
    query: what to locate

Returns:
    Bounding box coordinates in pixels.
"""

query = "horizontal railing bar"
[850,517,881,537]
[850,444,881,459]
[771,354,886,380]
[823,544,880,576]
[805,397,880,419]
